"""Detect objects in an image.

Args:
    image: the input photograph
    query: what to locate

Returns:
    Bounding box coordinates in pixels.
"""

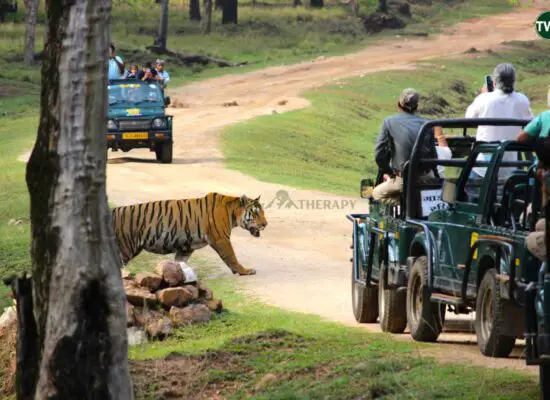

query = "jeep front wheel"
[476,268,516,357]
[378,267,407,333]
[351,263,378,323]
[155,142,173,164]
[406,256,445,342]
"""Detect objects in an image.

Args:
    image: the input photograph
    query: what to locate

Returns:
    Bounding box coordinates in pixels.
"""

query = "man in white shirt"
[465,63,533,178]
[155,59,170,89]
[108,43,125,80]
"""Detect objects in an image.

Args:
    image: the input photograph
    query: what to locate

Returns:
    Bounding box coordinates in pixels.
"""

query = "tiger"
[111,193,268,275]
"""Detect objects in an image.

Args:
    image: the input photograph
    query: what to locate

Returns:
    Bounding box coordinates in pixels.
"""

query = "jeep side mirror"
[164,96,171,106]
[360,178,375,199]
[442,180,456,205]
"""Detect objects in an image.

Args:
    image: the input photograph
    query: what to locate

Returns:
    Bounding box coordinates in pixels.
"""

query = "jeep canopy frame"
[406,118,532,218]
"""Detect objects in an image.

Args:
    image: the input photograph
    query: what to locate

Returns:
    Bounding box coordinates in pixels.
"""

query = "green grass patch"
[223,40,550,196]
[128,268,539,399]
[0,0,516,92]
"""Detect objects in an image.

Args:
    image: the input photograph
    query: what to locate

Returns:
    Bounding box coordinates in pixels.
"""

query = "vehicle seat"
[493,171,529,228]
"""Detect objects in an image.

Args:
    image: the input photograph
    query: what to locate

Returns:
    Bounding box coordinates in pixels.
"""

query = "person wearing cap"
[372,88,436,205]
[465,63,533,178]
[155,59,170,88]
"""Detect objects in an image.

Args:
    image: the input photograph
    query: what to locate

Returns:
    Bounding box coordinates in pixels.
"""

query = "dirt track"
[106,4,546,374]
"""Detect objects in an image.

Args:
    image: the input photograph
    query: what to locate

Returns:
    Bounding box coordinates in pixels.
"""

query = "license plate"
[122,132,148,140]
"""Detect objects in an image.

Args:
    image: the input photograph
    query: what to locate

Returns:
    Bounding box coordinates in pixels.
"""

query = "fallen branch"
[145,46,250,68]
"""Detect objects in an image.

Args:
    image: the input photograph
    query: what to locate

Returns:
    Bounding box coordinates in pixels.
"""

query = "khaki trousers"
[372,177,403,206]
[527,219,547,261]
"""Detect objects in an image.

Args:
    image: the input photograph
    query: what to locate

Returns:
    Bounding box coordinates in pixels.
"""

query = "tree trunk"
[215,0,223,10]
[189,0,201,21]
[309,0,323,8]
[350,0,358,16]
[155,0,169,50]
[221,0,237,24]
[293,0,302,7]
[378,0,387,13]
[23,0,39,65]
[23,0,133,398]
[202,0,212,34]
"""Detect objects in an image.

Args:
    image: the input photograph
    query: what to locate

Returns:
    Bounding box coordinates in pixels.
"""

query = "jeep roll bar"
[406,118,532,218]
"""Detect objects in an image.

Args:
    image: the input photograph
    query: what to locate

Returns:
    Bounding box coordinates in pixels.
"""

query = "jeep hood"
[108,106,165,119]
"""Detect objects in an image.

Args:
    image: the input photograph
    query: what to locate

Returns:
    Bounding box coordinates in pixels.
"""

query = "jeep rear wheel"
[476,268,516,357]
[351,263,378,323]
[406,256,445,342]
[156,142,173,164]
[378,267,407,333]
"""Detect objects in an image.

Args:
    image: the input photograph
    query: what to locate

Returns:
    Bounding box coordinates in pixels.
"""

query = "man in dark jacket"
[372,88,435,205]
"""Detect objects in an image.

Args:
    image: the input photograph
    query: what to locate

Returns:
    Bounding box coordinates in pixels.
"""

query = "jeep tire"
[406,256,445,342]
[476,268,516,357]
[379,267,407,333]
[156,142,173,164]
[351,262,379,323]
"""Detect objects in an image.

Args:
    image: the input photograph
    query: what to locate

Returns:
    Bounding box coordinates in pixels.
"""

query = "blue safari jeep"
[107,79,173,163]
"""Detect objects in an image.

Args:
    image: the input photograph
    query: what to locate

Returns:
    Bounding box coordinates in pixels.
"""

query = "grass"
[223,40,550,196]
[122,252,537,398]
[0,0,516,92]
[126,255,540,399]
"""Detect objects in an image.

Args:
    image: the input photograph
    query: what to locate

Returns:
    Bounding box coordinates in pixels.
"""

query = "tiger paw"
[238,268,256,276]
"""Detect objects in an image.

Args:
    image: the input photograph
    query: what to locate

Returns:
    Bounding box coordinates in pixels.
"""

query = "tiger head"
[237,195,268,238]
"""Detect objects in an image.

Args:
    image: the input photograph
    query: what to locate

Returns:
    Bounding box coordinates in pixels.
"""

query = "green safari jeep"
[107,79,173,163]
[348,118,542,359]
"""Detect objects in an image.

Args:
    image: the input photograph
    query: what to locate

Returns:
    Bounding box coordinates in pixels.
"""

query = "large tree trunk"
[23,0,39,65]
[189,0,201,21]
[309,0,323,8]
[155,0,169,50]
[378,0,387,13]
[202,0,212,34]
[215,0,223,10]
[221,0,237,24]
[22,0,133,398]
[293,0,302,7]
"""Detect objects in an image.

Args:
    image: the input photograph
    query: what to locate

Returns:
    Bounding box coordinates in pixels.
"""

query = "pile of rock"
[123,260,222,345]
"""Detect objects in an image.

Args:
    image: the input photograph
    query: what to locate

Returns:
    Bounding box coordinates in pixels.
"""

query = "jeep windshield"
[108,82,163,107]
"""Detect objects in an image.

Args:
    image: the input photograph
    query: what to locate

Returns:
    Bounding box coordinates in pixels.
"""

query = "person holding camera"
[108,43,125,80]
[465,63,533,178]
[138,62,159,82]
[155,59,170,89]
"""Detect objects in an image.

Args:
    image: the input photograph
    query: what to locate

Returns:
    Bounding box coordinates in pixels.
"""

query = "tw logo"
[535,12,550,39]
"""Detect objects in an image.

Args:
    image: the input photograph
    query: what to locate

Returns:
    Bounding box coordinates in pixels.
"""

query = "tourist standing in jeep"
[108,43,125,80]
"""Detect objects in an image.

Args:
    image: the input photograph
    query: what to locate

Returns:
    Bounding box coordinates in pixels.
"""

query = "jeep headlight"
[152,117,167,129]
[107,119,117,130]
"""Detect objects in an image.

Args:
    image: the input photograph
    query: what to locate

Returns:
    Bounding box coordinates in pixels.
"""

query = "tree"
[221,0,237,24]
[155,0,169,51]
[378,0,387,13]
[215,0,223,11]
[23,0,39,65]
[190,0,201,21]
[309,0,323,8]
[202,0,212,34]
[293,0,302,7]
[20,0,133,397]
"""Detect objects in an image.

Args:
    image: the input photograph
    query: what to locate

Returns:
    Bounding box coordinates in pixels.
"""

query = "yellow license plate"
[122,132,148,140]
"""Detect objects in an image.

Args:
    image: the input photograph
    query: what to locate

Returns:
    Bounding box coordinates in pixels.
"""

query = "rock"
[169,304,211,327]
[133,308,164,327]
[0,306,16,330]
[277,99,288,106]
[126,302,136,327]
[125,286,158,308]
[155,260,185,287]
[206,299,223,313]
[157,287,196,308]
[121,268,132,280]
[198,282,213,301]
[146,317,173,340]
[255,373,278,391]
[183,284,199,300]
[135,272,163,292]
[127,327,147,346]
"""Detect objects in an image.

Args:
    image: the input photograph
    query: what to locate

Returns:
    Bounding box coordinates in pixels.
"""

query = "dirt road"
[106,5,545,374]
